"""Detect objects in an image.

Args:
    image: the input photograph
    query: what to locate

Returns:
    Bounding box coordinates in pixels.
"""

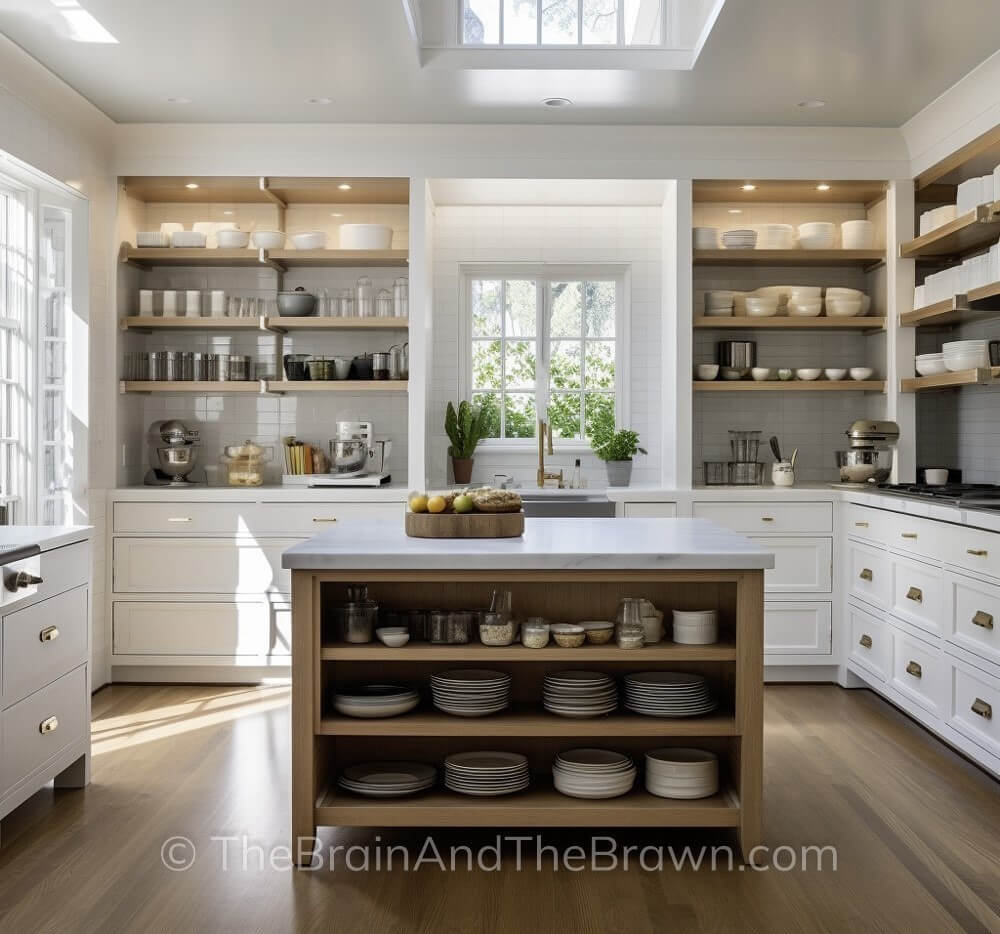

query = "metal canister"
[148,351,166,381]
[162,351,183,381]
[371,351,390,380]
[214,353,231,381]
[228,354,251,381]
[180,352,194,381]
[388,344,404,380]
[192,352,205,381]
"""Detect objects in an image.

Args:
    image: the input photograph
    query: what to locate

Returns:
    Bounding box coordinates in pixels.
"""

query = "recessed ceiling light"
[185,183,199,190]
[222,210,234,215]
[542,97,572,107]
[816,183,831,191]
[740,184,756,192]
[728,209,742,214]
[166,97,190,104]
[307,97,333,105]
[337,184,352,191]
[799,99,827,109]
[330,212,344,218]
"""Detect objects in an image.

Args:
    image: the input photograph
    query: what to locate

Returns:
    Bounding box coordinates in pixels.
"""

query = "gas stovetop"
[877,483,1000,509]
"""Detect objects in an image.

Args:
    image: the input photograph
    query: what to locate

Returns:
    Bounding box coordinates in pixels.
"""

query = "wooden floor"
[1,683,999,933]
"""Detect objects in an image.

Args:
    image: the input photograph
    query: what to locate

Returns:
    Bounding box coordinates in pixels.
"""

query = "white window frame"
[459,263,629,452]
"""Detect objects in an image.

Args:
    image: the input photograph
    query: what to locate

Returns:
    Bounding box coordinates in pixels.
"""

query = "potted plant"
[445,400,487,484]
[590,428,646,487]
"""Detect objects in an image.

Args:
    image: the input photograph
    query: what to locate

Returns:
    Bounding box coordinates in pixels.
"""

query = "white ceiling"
[1,0,999,126]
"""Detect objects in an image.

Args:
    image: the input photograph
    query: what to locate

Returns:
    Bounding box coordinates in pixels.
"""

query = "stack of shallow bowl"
[543,671,618,718]
[758,223,795,250]
[645,748,720,799]
[338,762,436,797]
[704,290,734,317]
[787,286,823,317]
[943,340,990,371]
[797,221,836,249]
[552,749,637,799]
[745,296,778,318]
[915,353,947,376]
[444,752,529,796]
[431,669,511,717]
[721,228,757,250]
[671,610,718,645]
[693,227,719,249]
[333,684,420,718]
[825,287,869,318]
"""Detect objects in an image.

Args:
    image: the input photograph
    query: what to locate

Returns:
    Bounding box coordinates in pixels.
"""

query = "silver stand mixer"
[144,420,207,486]
[836,420,899,486]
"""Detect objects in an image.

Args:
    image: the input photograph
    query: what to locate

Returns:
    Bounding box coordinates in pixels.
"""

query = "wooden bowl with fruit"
[405,487,525,538]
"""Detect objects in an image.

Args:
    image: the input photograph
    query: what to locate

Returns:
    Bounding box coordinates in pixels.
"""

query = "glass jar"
[521,621,550,649]
[393,277,409,318]
[447,610,472,644]
[479,611,515,646]
[375,288,393,318]
[221,439,269,487]
[356,276,374,318]
[337,289,354,318]
[616,597,645,649]
[408,609,428,642]
[428,610,450,644]
[341,602,377,643]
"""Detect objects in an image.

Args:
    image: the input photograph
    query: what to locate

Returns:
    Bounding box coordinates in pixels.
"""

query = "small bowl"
[252,229,286,249]
[826,298,863,317]
[850,367,875,381]
[375,628,410,648]
[787,300,822,317]
[777,368,794,381]
[579,621,615,645]
[291,231,327,250]
[797,222,836,249]
[751,367,774,381]
[550,623,585,648]
[215,228,250,249]
[795,368,822,381]
[745,296,779,317]
[277,289,316,317]
[824,368,847,381]
[924,468,950,486]
[695,364,720,381]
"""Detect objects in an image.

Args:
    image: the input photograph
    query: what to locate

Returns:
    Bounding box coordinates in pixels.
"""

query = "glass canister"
[375,288,393,318]
[222,440,269,486]
[337,289,355,318]
[393,277,408,318]
[341,602,377,643]
[616,597,645,649]
[356,276,374,318]
[428,610,450,644]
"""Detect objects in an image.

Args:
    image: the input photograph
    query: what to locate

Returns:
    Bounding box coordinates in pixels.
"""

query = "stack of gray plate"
[552,748,636,799]
[645,748,719,799]
[624,672,716,717]
[543,671,618,718]
[337,762,436,797]
[431,669,511,717]
[444,752,530,796]
[333,684,419,718]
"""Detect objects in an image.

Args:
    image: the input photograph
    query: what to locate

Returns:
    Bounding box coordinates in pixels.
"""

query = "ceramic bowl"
[797,222,836,249]
[795,368,822,381]
[253,230,286,249]
[376,628,410,647]
[215,228,250,249]
[826,298,863,317]
[291,231,327,250]
[924,468,949,486]
[721,367,749,380]
[777,368,794,381]
[751,367,775,381]
[850,367,875,381]
[745,296,779,317]
[914,356,947,376]
[841,219,875,249]
[824,368,847,381]
[788,300,823,317]
[695,364,720,381]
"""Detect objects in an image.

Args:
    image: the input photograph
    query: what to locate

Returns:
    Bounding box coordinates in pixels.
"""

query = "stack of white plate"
[645,748,719,799]
[671,610,718,645]
[444,751,530,796]
[543,671,618,718]
[693,226,719,249]
[552,748,636,799]
[943,340,989,372]
[915,352,947,376]
[334,683,420,718]
[431,669,511,717]
[624,672,717,717]
[338,761,436,797]
[721,228,758,250]
[758,223,794,250]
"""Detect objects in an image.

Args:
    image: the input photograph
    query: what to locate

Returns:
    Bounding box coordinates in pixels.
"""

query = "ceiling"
[1,0,999,126]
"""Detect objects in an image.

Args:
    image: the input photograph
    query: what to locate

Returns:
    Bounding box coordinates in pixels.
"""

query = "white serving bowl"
[944,354,989,372]
[340,223,393,250]
[751,367,775,381]
[745,296,779,317]
[695,364,720,381]
[826,297,863,317]
[915,358,947,376]
[376,628,410,647]
[693,227,719,248]
[759,224,795,250]
[215,228,250,249]
[824,368,847,381]
[291,231,327,250]
[841,219,875,249]
[253,229,286,249]
[795,368,822,381]
[788,300,823,317]
[788,286,822,301]
[170,230,207,248]
[721,229,757,249]
[925,468,950,486]
[797,222,836,249]
[849,367,875,381]
[825,287,864,299]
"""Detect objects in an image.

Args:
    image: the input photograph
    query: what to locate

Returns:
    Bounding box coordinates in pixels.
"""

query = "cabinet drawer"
[251,502,402,533]
[891,625,947,717]
[2,586,88,708]
[113,538,303,595]
[943,523,1000,583]
[752,537,832,593]
[849,603,890,680]
[947,656,1000,759]
[949,572,1000,669]
[693,501,832,534]
[764,602,832,655]
[889,515,938,561]
[622,502,677,519]
[890,554,946,637]
[0,666,87,795]
[844,503,892,545]
[113,600,291,658]
[849,540,891,610]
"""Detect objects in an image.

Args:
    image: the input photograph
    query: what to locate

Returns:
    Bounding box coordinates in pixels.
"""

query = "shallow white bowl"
[915,357,947,376]
[795,368,822,381]
[825,287,864,299]
[745,296,779,317]
[376,629,410,647]
[340,223,393,250]
[788,286,822,301]
[215,228,250,249]
[291,231,327,250]
[751,367,775,381]
[253,230,285,249]
[705,290,735,310]
[788,300,822,317]
[170,230,206,248]
[695,364,720,381]
[824,368,847,381]
[944,353,989,372]
[849,367,875,381]
[797,222,836,249]
[693,227,719,248]
[827,298,863,317]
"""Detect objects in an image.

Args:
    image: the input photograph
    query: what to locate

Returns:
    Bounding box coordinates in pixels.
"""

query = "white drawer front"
[943,523,1000,583]
[2,585,88,708]
[849,603,889,680]
[113,538,303,595]
[890,554,946,637]
[845,503,892,545]
[623,502,677,519]
[889,514,938,561]
[0,665,87,795]
[113,600,291,658]
[693,501,832,534]
[949,572,1000,669]
[252,502,402,533]
[891,626,947,717]
[752,537,832,593]
[764,602,832,655]
[948,656,1000,759]
[849,540,891,610]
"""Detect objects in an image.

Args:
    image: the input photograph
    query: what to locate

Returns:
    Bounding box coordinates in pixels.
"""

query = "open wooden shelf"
[120,380,408,394]
[900,367,1000,392]
[694,316,886,331]
[694,380,885,393]
[693,179,886,204]
[268,380,407,393]
[320,640,737,662]
[122,246,408,269]
[119,380,262,394]
[122,176,409,205]
[269,249,408,268]
[901,281,1000,327]
[123,247,266,268]
[269,316,408,332]
[316,782,741,828]
[694,249,884,268]
[121,315,409,333]
[899,203,1000,260]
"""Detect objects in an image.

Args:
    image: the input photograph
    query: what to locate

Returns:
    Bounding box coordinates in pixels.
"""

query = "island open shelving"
[122,246,409,270]
[121,315,409,333]
[119,379,408,394]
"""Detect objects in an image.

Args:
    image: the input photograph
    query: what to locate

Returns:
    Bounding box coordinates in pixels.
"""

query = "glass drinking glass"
[356,276,374,318]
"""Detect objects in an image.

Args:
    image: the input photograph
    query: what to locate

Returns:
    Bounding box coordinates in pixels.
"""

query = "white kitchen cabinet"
[890,623,947,718]
[946,654,1000,761]
[848,601,890,681]
[948,571,1000,670]
[889,552,946,638]
[693,501,832,535]
[848,539,891,610]
[754,537,832,594]
[622,502,678,518]
[764,601,832,656]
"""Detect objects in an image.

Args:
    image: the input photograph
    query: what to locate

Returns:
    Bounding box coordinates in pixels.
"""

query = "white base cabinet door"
[764,602,832,656]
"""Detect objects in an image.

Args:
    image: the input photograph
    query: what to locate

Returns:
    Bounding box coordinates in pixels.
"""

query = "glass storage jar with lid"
[221,440,270,486]
[615,597,645,649]
[356,276,374,317]
[375,288,393,318]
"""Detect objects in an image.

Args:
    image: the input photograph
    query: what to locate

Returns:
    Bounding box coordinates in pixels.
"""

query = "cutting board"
[405,510,525,539]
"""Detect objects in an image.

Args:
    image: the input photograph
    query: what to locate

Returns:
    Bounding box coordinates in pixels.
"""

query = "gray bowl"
[277,290,316,317]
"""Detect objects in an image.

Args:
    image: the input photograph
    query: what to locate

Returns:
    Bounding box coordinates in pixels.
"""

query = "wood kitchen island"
[283,517,773,864]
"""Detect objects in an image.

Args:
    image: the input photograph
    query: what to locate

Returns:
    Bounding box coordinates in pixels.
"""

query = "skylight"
[49,0,118,44]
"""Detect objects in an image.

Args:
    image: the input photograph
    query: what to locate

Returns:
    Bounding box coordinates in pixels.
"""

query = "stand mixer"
[310,421,392,487]
[836,420,899,486]
[144,419,206,486]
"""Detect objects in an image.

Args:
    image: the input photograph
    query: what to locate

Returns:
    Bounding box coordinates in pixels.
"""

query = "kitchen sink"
[519,492,615,518]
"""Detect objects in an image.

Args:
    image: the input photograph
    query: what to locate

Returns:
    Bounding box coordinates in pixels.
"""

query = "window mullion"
[538,278,548,423]
[536,0,542,45]
[499,278,507,439]
[577,0,582,44]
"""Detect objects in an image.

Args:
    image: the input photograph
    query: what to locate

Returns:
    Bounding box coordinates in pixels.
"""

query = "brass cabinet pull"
[855,521,870,528]
[39,716,59,734]
[973,611,995,630]
[971,698,993,720]
[167,517,192,523]
[859,568,874,581]
[967,548,988,557]
[906,586,923,604]
[312,517,338,523]
[901,532,918,540]
[859,634,873,649]
[761,517,775,522]
[39,625,60,643]
[905,660,922,678]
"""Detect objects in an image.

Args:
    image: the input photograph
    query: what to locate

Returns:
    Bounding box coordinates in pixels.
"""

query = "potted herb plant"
[590,428,646,487]
[445,400,487,485]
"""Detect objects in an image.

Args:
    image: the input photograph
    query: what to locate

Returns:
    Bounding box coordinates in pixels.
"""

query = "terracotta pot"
[451,456,474,485]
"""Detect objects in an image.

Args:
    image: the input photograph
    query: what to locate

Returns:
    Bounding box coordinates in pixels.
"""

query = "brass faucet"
[537,418,563,488]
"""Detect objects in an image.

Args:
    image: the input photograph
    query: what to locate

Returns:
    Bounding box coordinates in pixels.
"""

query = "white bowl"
[705,290,735,310]
[826,298,863,317]
[215,228,250,249]
[340,224,393,250]
[673,610,717,623]
[944,353,989,372]
[824,368,847,381]
[797,222,836,249]
[915,359,947,376]
[795,368,822,381]
[849,367,875,381]
[695,364,720,381]
[943,340,988,351]
[787,300,822,317]
[825,287,864,299]
[291,231,327,250]
[924,468,950,486]
[721,229,757,249]
[841,219,875,249]
[751,367,775,381]
[170,230,207,248]
[788,286,822,301]
[693,227,719,248]
[253,230,286,249]
[745,296,779,317]
[759,224,795,249]
[376,629,410,647]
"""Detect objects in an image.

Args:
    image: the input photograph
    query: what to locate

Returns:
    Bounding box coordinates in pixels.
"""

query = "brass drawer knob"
[973,611,995,630]
[905,660,922,678]
[39,625,60,643]
[967,548,988,557]
[39,716,59,734]
[312,517,338,523]
[906,586,923,604]
[761,517,775,522]
[859,568,874,582]
[855,521,870,528]
[859,634,873,649]
[971,698,993,720]
[901,532,918,540]
[167,517,192,523]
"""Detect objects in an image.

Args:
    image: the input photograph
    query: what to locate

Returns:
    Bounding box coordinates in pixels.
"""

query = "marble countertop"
[282,517,775,571]
[0,525,91,560]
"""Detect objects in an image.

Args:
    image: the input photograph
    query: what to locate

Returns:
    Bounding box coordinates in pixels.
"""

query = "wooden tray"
[405,510,525,539]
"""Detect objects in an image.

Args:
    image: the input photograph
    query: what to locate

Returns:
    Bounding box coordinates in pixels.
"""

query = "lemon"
[408,494,429,513]
[453,493,474,513]
[427,495,447,514]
